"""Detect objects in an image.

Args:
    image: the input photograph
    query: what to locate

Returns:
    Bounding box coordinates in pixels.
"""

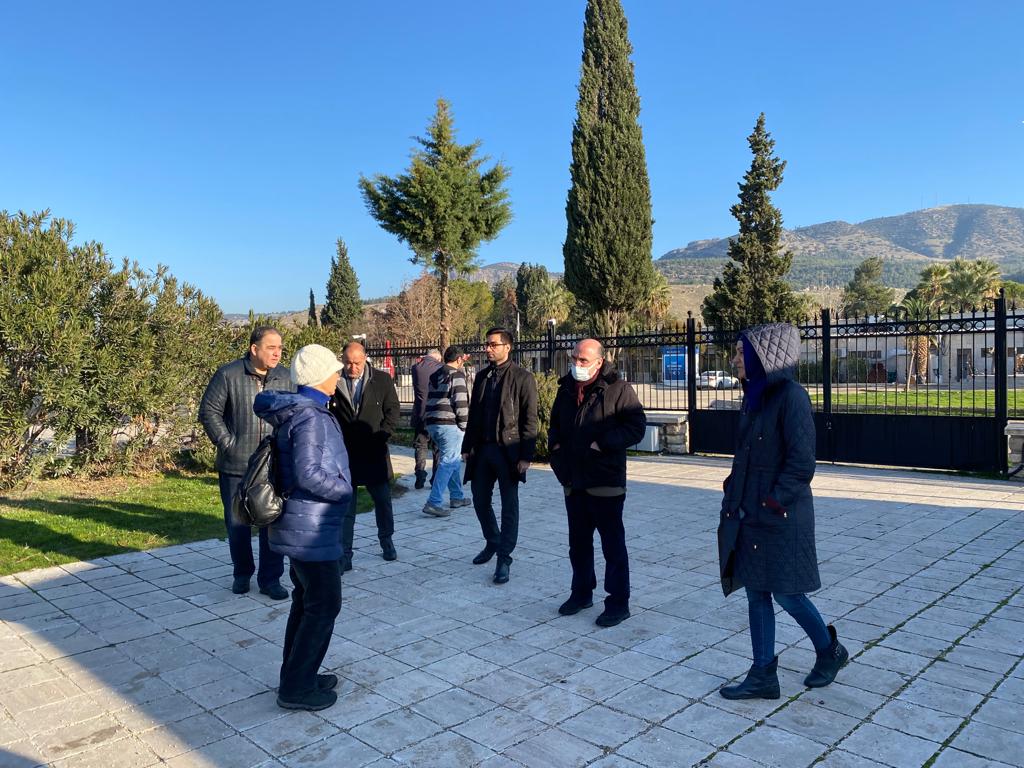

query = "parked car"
[697,370,740,389]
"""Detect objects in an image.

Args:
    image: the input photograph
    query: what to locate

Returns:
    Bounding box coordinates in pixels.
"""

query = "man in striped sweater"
[422,346,472,517]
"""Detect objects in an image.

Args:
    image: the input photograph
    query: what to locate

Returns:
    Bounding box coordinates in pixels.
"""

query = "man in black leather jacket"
[461,328,538,585]
[199,326,293,599]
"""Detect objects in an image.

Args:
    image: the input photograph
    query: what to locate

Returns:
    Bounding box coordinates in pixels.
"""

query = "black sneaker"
[231,576,250,594]
[595,606,630,627]
[277,688,337,711]
[558,595,594,616]
[472,545,496,565]
[259,583,289,600]
[317,673,338,691]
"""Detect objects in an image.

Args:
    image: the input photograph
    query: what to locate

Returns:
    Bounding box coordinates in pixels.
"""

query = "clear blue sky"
[4,1,1022,313]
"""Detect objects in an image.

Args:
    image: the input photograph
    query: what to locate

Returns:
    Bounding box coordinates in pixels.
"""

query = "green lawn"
[809,388,1024,416]
[0,472,381,576]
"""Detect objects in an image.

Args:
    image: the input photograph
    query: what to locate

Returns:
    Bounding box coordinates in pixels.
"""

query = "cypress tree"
[307,289,318,327]
[320,238,362,331]
[359,99,511,349]
[563,0,655,340]
[702,113,803,330]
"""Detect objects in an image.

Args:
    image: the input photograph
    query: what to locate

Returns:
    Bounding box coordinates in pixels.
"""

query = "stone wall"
[1006,422,1024,469]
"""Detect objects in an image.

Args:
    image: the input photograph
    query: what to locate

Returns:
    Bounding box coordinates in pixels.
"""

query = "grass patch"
[0,472,382,576]
[809,388,1024,415]
[391,427,417,448]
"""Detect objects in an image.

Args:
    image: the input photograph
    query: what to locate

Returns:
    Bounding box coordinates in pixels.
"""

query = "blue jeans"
[219,473,284,589]
[426,424,465,507]
[746,588,831,667]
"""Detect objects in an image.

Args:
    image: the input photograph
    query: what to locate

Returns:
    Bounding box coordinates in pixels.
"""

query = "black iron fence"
[366,300,1022,473]
[366,299,1022,421]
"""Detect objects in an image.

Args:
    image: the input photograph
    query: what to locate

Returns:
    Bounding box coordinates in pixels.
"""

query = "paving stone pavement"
[2,449,1023,767]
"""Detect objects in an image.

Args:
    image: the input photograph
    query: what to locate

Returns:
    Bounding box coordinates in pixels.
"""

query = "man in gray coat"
[199,326,293,599]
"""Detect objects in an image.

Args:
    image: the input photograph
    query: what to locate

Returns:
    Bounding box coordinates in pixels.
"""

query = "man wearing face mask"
[548,339,646,627]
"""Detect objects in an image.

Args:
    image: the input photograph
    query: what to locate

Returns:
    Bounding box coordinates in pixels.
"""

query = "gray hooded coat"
[718,323,820,597]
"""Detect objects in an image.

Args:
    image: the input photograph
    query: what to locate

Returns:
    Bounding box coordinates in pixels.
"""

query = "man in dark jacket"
[254,344,350,712]
[411,349,442,489]
[549,339,646,627]
[461,328,538,584]
[199,326,293,599]
[329,341,401,570]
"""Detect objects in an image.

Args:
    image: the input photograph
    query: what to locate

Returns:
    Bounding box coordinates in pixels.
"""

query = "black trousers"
[340,481,394,562]
[471,443,520,563]
[565,491,629,610]
[218,473,284,588]
[413,428,438,481]
[279,559,341,698]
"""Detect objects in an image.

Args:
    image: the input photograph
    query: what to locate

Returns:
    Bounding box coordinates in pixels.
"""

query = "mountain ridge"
[657,204,1024,288]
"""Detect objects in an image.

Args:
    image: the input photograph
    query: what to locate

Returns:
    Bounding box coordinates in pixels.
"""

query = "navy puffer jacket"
[253,391,352,562]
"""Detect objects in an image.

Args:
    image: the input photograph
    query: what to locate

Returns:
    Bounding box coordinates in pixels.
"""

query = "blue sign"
[662,346,696,383]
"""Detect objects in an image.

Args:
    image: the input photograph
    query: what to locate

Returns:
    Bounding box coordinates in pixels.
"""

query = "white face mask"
[571,362,597,381]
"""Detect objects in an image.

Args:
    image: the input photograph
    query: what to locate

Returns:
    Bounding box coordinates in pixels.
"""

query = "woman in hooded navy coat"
[717,323,849,700]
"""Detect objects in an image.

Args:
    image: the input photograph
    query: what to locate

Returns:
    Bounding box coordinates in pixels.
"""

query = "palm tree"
[916,263,950,312]
[900,295,933,388]
[531,278,574,329]
[940,257,1001,310]
[635,272,673,328]
[969,259,1002,307]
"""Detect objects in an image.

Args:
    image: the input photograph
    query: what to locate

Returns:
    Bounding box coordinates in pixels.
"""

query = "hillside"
[468,261,564,286]
[658,204,1024,288]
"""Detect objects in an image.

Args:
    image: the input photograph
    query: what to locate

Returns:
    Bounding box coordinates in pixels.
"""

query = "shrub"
[532,371,560,460]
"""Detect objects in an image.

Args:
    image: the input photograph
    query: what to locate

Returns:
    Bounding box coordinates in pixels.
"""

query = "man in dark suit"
[461,328,538,584]
[329,341,400,570]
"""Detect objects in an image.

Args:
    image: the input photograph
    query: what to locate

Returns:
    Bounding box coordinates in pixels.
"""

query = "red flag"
[383,339,395,379]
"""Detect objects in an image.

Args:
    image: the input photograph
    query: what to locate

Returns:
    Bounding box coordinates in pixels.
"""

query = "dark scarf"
[740,335,768,413]
[575,368,601,407]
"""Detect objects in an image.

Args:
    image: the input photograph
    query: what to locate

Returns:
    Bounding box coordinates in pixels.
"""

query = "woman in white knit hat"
[253,344,351,711]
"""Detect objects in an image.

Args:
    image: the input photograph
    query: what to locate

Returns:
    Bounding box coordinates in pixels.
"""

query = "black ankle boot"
[804,625,849,688]
[720,656,781,700]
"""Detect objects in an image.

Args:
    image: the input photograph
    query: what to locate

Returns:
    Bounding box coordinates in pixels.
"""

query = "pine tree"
[307,289,318,327]
[516,263,550,335]
[359,99,511,349]
[840,257,896,317]
[320,238,362,331]
[490,275,519,330]
[563,0,655,340]
[702,113,803,330]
